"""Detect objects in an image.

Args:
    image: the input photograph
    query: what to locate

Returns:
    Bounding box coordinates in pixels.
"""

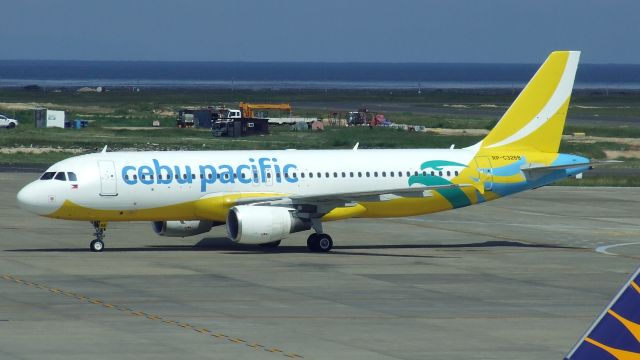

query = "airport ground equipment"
[239,102,291,118]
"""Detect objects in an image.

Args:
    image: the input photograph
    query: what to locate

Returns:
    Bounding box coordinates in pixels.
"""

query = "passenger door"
[98,160,118,196]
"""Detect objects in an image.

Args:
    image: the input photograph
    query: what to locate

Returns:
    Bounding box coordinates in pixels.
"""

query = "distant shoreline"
[2,60,639,91]
[1,83,640,92]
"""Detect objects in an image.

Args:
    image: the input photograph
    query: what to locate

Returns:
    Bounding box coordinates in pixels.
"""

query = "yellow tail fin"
[480,51,580,153]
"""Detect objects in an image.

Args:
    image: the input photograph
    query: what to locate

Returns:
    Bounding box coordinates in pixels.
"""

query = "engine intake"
[226,206,310,244]
[152,220,218,237]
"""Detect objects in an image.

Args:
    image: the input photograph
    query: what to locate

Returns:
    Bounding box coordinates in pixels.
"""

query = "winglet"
[565,265,640,359]
[353,142,359,151]
[101,145,108,153]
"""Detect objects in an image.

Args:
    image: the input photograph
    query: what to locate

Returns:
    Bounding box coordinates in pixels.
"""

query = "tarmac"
[1,171,640,360]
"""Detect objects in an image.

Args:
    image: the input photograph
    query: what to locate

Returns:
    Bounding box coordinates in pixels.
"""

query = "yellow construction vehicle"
[239,102,291,118]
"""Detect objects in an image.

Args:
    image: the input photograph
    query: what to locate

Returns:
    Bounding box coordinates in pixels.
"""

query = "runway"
[1,172,639,359]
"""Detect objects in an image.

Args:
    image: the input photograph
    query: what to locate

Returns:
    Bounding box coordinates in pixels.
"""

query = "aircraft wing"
[233,183,475,210]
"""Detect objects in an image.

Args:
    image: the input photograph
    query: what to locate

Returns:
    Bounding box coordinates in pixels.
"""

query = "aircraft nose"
[17,182,59,215]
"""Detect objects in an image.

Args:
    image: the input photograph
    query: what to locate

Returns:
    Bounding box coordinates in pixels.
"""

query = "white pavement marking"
[595,242,640,256]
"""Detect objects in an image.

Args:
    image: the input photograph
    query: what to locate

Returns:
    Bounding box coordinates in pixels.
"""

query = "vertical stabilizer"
[566,265,640,359]
[480,51,580,153]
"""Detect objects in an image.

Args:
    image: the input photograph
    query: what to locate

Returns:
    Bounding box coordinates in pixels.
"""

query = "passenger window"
[455,171,459,176]
[350,172,354,177]
[54,172,66,181]
[357,172,362,177]
[133,174,138,180]
[398,171,403,177]
[309,173,314,178]
[333,172,338,178]
[447,171,451,177]
[431,171,435,176]
[325,172,329,178]
[301,173,305,178]
[390,172,394,177]
[67,172,77,181]
[382,172,386,177]
[40,172,56,180]
[406,171,410,177]
[342,172,346,177]
[439,171,443,176]
[374,172,378,177]
[366,172,370,177]
[192,174,196,180]
[414,171,419,176]
[317,172,321,178]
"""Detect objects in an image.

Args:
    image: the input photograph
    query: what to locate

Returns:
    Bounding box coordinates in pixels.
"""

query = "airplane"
[565,264,640,359]
[17,50,591,253]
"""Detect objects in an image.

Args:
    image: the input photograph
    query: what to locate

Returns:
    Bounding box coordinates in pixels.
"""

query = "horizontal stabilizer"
[521,163,592,182]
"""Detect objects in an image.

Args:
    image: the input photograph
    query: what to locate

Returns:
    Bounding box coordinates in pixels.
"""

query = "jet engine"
[226,206,310,244]
[152,220,218,237]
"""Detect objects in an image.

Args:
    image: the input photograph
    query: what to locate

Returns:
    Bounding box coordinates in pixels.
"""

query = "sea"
[0,60,639,90]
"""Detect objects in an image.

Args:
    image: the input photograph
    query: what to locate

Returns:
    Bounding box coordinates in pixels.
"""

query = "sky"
[2,0,639,64]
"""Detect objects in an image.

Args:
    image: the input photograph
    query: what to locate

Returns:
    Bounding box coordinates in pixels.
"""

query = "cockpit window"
[54,172,66,181]
[40,172,55,180]
[67,172,77,181]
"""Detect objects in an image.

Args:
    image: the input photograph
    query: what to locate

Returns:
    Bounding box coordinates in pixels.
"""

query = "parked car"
[0,115,18,128]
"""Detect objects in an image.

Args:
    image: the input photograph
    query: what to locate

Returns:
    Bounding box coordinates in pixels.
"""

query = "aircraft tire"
[90,239,104,252]
[307,233,319,251]
[307,233,332,252]
[317,234,333,252]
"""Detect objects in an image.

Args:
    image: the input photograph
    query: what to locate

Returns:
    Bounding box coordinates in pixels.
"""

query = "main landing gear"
[90,221,107,252]
[306,219,333,253]
[306,233,333,252]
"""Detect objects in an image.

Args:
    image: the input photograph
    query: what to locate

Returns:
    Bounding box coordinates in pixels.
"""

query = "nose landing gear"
[90,221,107,252]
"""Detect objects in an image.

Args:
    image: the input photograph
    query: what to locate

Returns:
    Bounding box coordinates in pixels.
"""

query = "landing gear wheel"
[90,221,107,253]
[259,240,281,249]
[307,233,333,253]
[306,233,319,250]
[90,239,104,252]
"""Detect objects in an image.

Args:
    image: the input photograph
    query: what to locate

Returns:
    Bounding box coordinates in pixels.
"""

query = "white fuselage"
[17,148,478,219]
